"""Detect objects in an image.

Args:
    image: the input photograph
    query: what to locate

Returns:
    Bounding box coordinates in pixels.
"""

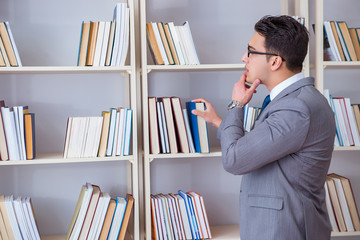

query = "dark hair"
[254,15,309,72]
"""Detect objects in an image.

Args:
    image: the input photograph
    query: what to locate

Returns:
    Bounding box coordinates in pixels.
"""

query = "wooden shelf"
[331,231,360,237]
[146,63,246,72]
[0,153,134,166]
[211,225,240,239]
[323,61,360,69]
[0,66,133,74]
[148,147,222,161]
[334,146,360,151]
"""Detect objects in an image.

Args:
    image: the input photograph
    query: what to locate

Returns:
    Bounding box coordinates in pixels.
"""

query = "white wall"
[0,0,359,238]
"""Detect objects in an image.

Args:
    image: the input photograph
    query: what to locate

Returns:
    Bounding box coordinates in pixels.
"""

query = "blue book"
[178,190,200,239]
[107,196,127,240]
[186,102,201,153]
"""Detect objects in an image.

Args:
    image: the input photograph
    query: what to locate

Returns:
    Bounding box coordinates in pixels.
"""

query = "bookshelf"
[0,0,139,239]
[315,0,360,237]
[140,0,309,239]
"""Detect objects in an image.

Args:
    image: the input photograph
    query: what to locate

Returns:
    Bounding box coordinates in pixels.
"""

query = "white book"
[115,3,127,66]
[24,197,41,240]
[5,21,22,66]
[116,108,126,156]
[175,25,190,65]
[13,106,26,160]
[1,107,20,160]
[93,192,111,240]
[338,98,354,146]
[159,102,170,153]
[157,195,173,239]
[13,197,32,239]
[63,117,73,158]
[188,192,210,239]
[83,116,102,158]
[69,183,93,240]
[324,182,339,232]
[119,7,130,66]
[150,197,161,240]
[99,21,111,66]
[329,176,355,231]
[87,192,111,240]
[332,98,350,146]
[93,21,106,67]
[157,101,166,153]
[183,109,195,153]
[152,22,170,65]
[112,110,121,156]
[324,21,341,61]
[92,116,104,157]
[175,194,192,239]
[345,98,360,146]
[183,21,200,64]
[106,108,118,156]
[4,195,22,240]
[169,194,186,239]
[167,22,186,65]
[329,95,341,147]
[122,109,132,156]
[245,106,254,132]
[164,194,179,239]
[153,196,165,240]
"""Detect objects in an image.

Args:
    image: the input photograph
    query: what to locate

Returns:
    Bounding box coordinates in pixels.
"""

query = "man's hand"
[232,71,261,105]
[191,98,222,128]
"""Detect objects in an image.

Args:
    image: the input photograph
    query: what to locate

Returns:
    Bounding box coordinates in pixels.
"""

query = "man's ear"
[270,56,283,71]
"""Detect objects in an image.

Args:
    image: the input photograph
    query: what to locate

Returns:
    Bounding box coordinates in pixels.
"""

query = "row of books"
[323,90,360,147]
[0,100,35,161]
[148,97,209,155]
[77,3,129,67]
[0,21,22,67]
[63,107,132,158]
[0,195,40,240]
[323,21,360,61]
[66,183,134,240]
[151,191,211,240]
[146,21,200,65]
[325,173,360,232]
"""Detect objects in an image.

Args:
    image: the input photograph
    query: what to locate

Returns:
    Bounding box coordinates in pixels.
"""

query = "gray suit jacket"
[218,77,335,240]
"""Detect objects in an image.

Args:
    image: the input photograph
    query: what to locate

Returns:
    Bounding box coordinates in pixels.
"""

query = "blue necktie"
[259,95,271,116]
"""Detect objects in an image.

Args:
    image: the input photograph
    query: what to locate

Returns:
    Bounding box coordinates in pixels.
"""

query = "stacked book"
[63,107,133,158]
[243,105,261,132]
[0,21,22,67]
[323,21,360,61]
[66,183,134,240]
[146,21,200,65]
[0,195,40,240]
[148,97,209,155]
[151,190,211,240]
[323,90,360,147]
[325,173,360,233]
[77,3,130,67]
[0,100,36,161]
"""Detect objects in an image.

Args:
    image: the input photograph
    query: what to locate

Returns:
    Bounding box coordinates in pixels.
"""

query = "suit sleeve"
[217,99,310,175]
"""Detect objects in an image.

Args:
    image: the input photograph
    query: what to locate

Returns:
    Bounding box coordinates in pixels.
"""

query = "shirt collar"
[269,72,304,101]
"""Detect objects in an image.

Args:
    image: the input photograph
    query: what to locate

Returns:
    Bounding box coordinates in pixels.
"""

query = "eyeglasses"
[247,50,286,61]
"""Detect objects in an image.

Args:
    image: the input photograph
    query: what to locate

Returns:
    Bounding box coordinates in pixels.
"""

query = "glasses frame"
[247,50,286,61]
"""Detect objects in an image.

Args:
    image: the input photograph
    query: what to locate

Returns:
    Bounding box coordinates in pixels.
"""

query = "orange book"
[99,198,116,240]
[86,21,99,66]
[118,194,134,240]
[78,22,91,66]
[326,177,347,232]
[24,113,35,159]
[157,22,174,65]
[146,23,164,65]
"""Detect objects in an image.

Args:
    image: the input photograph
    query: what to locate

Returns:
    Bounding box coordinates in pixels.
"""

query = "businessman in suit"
[193,15,336,239]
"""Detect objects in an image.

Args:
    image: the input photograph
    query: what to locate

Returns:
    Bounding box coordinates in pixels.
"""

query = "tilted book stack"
[146,21,200,65]
[66,183,134,240]
[77,3,130,67]
[0,195,41,240]
[0,21,22,67]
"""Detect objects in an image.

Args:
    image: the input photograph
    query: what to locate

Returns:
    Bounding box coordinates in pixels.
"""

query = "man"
[193,15,335,239]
